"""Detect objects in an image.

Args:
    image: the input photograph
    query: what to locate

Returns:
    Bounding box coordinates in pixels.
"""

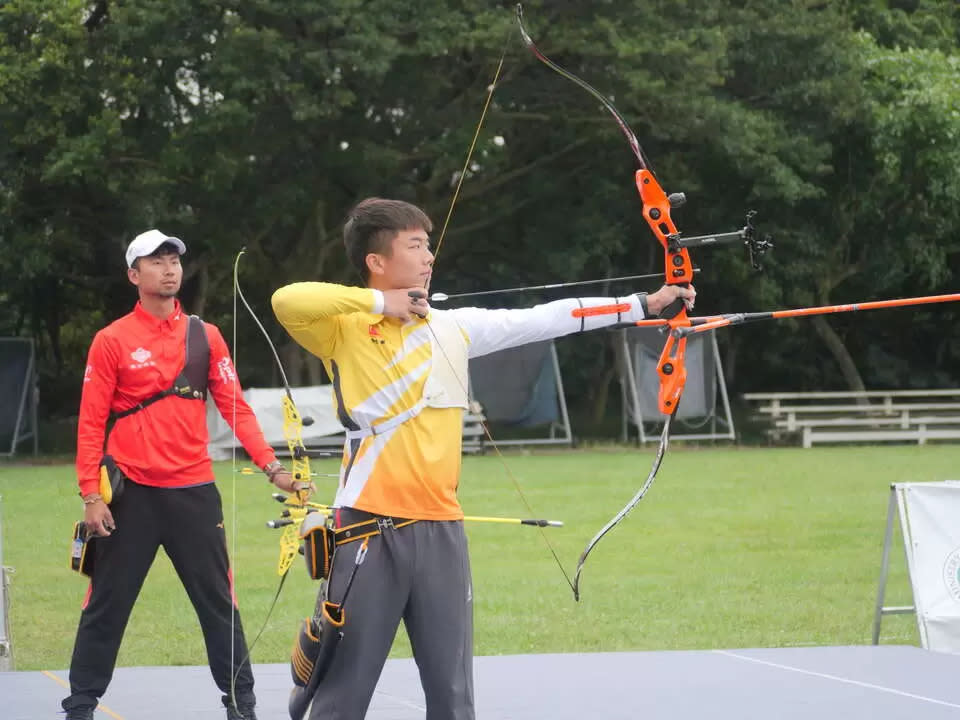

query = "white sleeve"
[449,295,648,359]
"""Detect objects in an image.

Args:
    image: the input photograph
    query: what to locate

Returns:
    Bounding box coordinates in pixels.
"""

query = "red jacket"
[76,301,276,496]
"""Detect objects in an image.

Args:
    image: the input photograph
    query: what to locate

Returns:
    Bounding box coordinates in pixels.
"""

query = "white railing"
[743,390,960,447]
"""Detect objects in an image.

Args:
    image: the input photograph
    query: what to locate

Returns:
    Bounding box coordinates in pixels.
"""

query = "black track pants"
[62,480,255,711]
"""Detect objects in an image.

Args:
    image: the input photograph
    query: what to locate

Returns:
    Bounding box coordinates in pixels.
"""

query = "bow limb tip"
[571,568,584,603]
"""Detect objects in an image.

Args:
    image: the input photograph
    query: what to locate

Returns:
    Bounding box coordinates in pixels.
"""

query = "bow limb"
[233,250,314,531]
[516,3,692,413]
[517,5,690,600]
[516,4,649,170]
[571,414,672,601]
[228,249,316,705]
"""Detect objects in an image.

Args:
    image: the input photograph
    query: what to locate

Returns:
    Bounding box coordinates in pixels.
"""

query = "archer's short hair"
[343,198,433,284]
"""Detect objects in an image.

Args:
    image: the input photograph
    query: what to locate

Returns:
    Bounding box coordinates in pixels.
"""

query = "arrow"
[429,269,701,302]
[268,494,563,528]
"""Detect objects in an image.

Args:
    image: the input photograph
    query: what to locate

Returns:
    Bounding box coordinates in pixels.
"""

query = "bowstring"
[424,23,575,592]
[432,23,510,265]
[425,322,575,593]
[229,250,305,697]
[228,252,242,709]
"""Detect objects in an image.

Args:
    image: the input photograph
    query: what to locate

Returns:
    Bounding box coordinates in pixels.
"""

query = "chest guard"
[422,309,469,410]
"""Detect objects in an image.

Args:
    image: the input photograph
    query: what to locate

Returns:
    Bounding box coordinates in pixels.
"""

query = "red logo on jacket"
[368,325,385,344]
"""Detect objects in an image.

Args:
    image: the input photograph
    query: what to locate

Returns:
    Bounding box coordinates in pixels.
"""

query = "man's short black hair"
[343,198,433,284]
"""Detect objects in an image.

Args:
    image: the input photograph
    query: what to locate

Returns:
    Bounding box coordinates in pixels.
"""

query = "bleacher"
[460,407,488,454]
[743,389,960,447]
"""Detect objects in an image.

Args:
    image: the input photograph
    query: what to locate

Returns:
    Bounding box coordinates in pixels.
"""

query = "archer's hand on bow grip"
[647,284,696,318]
[265,461,316,499]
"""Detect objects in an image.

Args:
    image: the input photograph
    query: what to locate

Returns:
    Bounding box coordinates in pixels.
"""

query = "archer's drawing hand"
[382,288,430,321]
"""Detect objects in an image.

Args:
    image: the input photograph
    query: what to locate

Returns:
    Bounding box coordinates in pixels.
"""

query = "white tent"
[206,386,344,460]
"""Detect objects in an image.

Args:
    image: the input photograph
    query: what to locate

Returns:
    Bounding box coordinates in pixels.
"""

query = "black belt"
[333,510,418,546]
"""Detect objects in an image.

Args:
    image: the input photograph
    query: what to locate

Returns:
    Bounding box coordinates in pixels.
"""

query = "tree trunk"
[306,354,327,386]
[192,262,209,317]
[810,315,867,394]
[282,341,303,386]
[721,334,740,388]
[589,335,624,425]
[810,254,868,397]
[589,360,618,425]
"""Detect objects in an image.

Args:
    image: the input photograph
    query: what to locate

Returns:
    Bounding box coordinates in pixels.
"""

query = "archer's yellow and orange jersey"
[272,282,650,520]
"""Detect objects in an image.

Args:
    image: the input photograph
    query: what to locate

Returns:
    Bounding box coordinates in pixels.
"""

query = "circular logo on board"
[945,547,960,602]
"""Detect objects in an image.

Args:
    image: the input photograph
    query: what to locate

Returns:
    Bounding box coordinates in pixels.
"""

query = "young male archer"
[271,197,694,719]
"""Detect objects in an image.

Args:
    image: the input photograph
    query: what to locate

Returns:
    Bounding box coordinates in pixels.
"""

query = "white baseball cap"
[125,229,187,268]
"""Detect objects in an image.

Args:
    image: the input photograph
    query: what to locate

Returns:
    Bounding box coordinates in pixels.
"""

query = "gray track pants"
[308,508,474,720]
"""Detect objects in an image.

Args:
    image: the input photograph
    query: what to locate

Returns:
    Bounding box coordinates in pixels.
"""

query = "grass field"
[0,443,948,672]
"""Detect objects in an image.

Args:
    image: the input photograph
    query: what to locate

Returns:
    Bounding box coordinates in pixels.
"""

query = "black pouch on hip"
[70,521,96,577]
[300,512,335,580]
[98,454,125,505]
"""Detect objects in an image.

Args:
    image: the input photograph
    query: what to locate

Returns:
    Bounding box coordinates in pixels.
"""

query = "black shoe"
[225,702,258,720]
[64,708,95,720]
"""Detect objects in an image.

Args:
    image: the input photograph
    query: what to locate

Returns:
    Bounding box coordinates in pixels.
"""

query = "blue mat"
[5,645,960,720]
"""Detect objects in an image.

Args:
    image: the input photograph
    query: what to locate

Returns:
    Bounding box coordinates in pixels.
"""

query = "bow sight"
[663,205,774,272]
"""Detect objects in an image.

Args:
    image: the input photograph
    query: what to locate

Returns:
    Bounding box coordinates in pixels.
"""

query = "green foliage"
[0,0,958,431]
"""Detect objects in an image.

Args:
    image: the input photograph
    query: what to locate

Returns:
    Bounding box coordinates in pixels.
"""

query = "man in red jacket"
[62,230,305,720]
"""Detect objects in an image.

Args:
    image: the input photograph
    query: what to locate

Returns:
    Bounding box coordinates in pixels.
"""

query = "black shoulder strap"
[109,315,210,422]
[176,315,210,400]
